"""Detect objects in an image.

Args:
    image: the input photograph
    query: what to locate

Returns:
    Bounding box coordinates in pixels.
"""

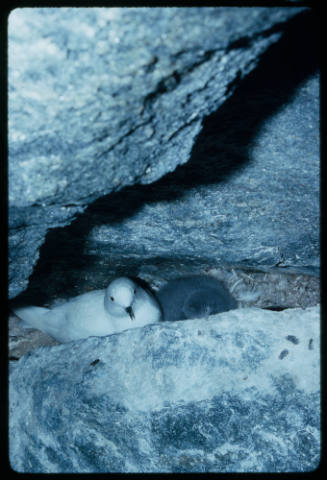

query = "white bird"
[12,277,162,343]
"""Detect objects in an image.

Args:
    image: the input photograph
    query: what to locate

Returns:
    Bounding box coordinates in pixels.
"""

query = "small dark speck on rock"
[286,335,299,345]
[90,359,100,366]
[279,349,289,360]
[308,339,314,350]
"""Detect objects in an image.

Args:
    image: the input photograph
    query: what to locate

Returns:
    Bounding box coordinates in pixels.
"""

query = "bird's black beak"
[126,306,135,320]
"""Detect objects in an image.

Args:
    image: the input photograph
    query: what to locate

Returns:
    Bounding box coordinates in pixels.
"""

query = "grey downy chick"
[157,275,237,322]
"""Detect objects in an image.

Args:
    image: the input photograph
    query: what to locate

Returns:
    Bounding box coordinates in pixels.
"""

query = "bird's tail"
[12,306,50,330]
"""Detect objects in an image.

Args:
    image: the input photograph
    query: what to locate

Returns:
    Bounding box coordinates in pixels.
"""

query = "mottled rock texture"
[8,6,319,299]
[8,7,320,474]
[9,306,320,473]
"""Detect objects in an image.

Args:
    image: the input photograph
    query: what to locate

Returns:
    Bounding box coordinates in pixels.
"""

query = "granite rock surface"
[8,10,321,471]
[8,7,316,298]
[9,305,320,473]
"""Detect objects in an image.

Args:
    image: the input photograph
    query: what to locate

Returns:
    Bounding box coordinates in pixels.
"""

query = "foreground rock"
[10,305,320,473]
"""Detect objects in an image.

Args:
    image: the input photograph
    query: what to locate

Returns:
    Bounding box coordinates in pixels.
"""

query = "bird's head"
[105,277,137,320]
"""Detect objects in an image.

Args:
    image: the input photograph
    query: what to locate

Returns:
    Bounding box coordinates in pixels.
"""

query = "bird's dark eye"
[134,289,136,294]
[110,296,114,302]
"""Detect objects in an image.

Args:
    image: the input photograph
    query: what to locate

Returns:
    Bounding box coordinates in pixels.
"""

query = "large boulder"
[9,305,320,473]
[8,6,317,299]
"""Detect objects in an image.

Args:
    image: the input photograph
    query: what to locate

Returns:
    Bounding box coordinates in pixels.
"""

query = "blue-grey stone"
[8,6,311,298]
[9,305,320,473]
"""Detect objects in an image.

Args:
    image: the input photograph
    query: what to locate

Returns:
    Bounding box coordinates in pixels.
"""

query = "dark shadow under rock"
[8,8,318,299]
[10,10,319,310]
